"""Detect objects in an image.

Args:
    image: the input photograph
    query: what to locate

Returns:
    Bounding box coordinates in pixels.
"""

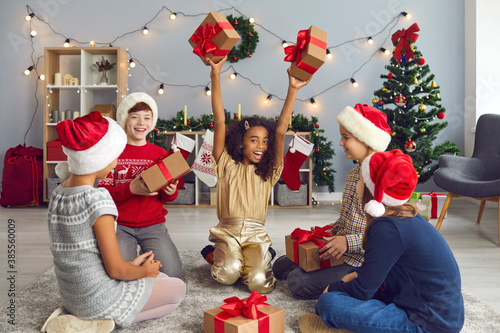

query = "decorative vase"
[100,70,109,85]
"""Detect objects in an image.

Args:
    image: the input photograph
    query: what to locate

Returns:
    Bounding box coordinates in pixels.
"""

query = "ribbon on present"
[191,21,234,58]
[391,23,420,63]
[290,225,333,269]
[284,30,327,75]
[143,154,173,190]
[423,191,445,218]
[214,291,270,332]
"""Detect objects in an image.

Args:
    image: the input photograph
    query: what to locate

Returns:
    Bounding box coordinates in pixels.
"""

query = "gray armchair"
[433,113,500,246]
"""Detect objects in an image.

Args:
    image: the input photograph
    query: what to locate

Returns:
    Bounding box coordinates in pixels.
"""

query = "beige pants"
[209,218,275,294]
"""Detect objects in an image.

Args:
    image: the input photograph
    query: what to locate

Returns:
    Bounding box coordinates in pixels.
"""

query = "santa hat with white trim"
[336,103,391,152]
[361,149,418,217]
[116,92,158,131]
[55,111,127,180]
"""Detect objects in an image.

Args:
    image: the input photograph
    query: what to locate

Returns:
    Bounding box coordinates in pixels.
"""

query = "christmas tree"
[372,23,460,183]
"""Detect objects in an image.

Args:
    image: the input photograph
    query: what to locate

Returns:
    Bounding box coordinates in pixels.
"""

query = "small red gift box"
[204,291,284,333]
[140,151,191,192]
[188,12,241,66]
[285,225,344,272]
[47,140,67,161]
[284,25,328,81]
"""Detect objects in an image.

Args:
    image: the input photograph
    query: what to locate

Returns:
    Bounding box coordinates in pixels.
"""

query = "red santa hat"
[55,111,127,179]
[116,92,158,131]
[336,103,391,152]
[361,149,418,217]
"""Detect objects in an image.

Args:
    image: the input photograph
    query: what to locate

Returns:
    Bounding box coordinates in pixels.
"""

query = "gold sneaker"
[46,315,115,333]
[299,314,354,333]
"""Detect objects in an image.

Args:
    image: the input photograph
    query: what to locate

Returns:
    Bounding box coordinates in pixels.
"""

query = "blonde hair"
[361,185,418,250]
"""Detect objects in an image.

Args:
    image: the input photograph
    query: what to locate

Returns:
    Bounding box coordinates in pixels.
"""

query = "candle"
[54,72,62,86]
[184,105,187,126]
[289,114,293,128]
[238,104,241,120]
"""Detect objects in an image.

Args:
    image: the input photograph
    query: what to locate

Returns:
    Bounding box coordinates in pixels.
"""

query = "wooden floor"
[1,198,499,312]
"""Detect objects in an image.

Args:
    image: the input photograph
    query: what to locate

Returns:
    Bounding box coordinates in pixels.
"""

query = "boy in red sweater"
[98,92,182,278]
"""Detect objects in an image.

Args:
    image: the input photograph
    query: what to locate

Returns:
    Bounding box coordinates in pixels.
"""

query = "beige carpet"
[1,250,499,332]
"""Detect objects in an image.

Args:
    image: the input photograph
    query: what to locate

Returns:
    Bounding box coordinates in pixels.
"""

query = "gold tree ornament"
[431,80,437,88]
[418,102,426,112]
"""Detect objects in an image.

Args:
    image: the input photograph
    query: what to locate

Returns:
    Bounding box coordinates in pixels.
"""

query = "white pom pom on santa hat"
[364,199,386,217]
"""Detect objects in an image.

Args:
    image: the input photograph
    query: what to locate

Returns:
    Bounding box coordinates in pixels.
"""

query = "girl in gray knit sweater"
[45,112,186,332]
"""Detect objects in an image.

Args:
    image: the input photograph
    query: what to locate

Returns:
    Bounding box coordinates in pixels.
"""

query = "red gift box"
[204,291,284,333]
[47,140,67,161]
[284,25,328,81]
[285,225,344,272]
[188,12,241,66]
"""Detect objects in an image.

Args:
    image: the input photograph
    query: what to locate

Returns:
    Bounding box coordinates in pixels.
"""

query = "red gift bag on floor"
[0,145,43,207]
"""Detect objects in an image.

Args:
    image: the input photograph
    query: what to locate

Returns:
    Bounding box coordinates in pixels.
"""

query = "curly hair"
[225,116,277,181]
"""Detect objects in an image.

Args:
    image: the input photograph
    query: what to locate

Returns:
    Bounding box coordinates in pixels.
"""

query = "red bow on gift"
[391,23,420,63]
[291,225,333,269]
[423,191,445,218]
[284,30,309,62]
[191,23,218,57]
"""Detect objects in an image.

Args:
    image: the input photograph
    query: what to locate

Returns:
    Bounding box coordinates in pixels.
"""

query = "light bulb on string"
[380,47,390,55]
[367,37,374,45]
[38,74,45,80]
[264,94,272,104]
[310,97,317,108]
[24,66,34,75]
[205,86,212,96]
[282,40,288,48]
[90,40,95,47]
[63,39,70,47]
[158,84,164,95]
[248,17,255,23]
[25,13,35,21]
[170,13,177,20]
[401,11,412,19]
[129,59,136,68]
[142,26,149,35]
[350,78,358,88]
[30,30,37,37]
[229,72,237,80]
[326,49,332,59]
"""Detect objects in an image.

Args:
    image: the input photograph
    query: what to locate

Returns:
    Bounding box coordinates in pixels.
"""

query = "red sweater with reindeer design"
[98,142,178,228]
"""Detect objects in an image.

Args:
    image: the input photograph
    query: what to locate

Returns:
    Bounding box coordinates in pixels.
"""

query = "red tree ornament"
[405,140,416,153]
[418,58,425,65]
[315,148,320,153]
[154,128,159,132]
[209,123,214,128]
[378,100,385,106]
[315,124,319,129]
[395,95,407,107]
[437,112,445,119]
[187,121,191,126]
[388,72,393,79]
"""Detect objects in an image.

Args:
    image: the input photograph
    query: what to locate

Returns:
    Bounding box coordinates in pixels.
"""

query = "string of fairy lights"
[22,4,413,141]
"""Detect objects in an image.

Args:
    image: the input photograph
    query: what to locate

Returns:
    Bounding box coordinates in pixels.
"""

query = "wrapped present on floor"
[285,225,344,272]
[284,25,328,81]
[408,198,431,221]
[189,12,241,65]
[422,191,447,219]
[409,192,422,200]
[204,290,284,333]
[140,151,191,192]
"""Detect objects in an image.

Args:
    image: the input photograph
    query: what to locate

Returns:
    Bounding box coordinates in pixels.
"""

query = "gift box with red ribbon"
[285,225,344,272]
[421,191,447,219]
[189,12,241,66]
[204,291,284,333]
[140,151,191,192]
[284,25,328,81]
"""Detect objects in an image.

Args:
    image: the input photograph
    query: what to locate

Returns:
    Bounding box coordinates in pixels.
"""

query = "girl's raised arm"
[207,56,227,163]
[273,68,312,168]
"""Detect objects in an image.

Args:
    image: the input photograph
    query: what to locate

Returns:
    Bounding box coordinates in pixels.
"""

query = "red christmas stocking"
[281,134,313,190]
[168,132,195,189]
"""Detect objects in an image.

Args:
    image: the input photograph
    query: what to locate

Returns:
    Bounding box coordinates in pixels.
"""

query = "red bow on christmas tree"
[391,23,420,63]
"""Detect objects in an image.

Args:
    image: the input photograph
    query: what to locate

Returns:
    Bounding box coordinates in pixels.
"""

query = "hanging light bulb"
[367,37,374,45]
[310,97,317,108]
[205,86,212,96]
[24,66,34,75]
[326,49,332,59]
[129,59,136,68]
[63,39,70,47]
[264,94,272,104]
[39,74,45,80]
[401,11,412,19]
[30,30,37,37]
[25,13,35,21]
[229,72,237,80]
[282,40,288,48]
[350,78,358,88]
[380,47,390,55]
[158,83,164,95]
[142,26,149,35]
[249,17,255,23]
[170,13,177,20]
[90,40,95,47]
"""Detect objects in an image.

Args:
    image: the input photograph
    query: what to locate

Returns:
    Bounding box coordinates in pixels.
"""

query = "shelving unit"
[162,131,313,208]
[43,47,128,202]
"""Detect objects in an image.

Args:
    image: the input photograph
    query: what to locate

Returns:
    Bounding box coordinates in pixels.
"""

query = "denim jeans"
[316,291,427,333]
[116,223,183,278]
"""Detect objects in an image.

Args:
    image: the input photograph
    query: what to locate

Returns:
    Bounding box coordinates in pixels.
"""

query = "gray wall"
[0,0,465,193]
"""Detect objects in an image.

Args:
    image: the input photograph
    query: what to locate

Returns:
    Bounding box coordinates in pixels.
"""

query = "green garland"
[148,110,336,192]
[226,15,259,63]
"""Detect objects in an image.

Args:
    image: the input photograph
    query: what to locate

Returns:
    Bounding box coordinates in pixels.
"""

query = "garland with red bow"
[391,22,420,63]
